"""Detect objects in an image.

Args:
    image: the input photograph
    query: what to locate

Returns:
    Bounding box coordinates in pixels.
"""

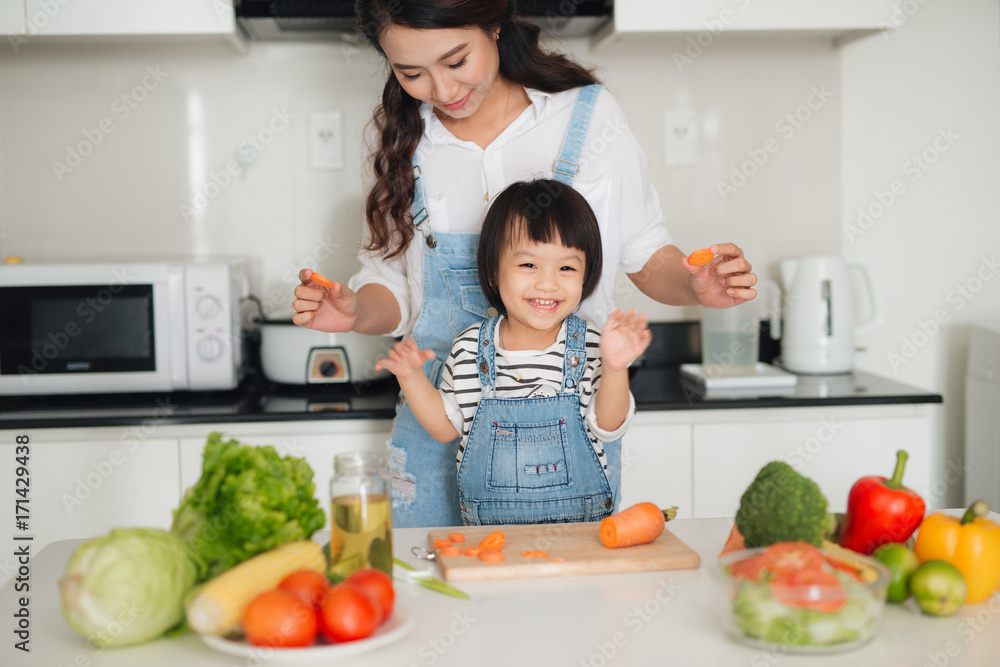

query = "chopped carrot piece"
[438,546,463,557]
[549,557,566,563]
[479,531,505,550]
[521,551,549,558]
[478,548,505,563]
[464,546,483,557]
[433,538,452,550]
[448,532,466,543]
[687,249,715,266]
[718,524,746,559]
[600,502,666,549]
[310,272,334,289]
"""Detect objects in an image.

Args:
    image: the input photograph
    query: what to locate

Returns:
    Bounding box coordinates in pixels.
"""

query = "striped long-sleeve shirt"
[438,317,635,472]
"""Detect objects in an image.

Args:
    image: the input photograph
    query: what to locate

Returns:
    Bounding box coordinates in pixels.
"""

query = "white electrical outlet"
[309,111,344,170]
[665,109,697,166]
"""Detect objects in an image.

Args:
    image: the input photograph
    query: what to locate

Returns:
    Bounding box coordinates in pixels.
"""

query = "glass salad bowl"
[712,542,890,653]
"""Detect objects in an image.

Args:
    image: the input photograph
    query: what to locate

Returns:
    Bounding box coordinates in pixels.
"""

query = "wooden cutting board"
[426,522,701,582]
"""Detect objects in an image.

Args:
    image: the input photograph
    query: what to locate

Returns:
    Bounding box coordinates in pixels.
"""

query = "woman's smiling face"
[378,24,502,120]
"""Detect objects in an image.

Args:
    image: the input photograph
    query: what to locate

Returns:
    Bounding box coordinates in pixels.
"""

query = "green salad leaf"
[170,432,326,581]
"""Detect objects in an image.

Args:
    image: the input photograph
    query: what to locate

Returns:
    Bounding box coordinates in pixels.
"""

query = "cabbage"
[59,528,200,648]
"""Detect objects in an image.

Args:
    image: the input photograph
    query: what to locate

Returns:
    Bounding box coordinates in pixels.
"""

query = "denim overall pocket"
[486,419,573,492]
[439,267,491,337]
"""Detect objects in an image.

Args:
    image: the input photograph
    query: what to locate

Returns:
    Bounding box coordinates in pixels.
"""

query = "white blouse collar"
[418,87,557,146]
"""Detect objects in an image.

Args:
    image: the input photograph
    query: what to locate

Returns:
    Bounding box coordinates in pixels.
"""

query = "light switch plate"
[309,111,343,170]
[665,109,697,166]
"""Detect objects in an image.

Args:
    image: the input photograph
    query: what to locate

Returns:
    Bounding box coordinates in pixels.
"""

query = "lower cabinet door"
[619,419,692,519]
[692,416,932,518]
[1,438,181,553]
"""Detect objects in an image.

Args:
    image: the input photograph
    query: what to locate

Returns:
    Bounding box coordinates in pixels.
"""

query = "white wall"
[0,34,839,322]
[841,0,1000,506]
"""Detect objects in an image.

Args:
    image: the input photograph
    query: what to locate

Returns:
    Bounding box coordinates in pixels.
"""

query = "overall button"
[565,379,575,388]
[479,362,489,374]
[604,497,613,509]
[572,331,580,339]
[487,307,499,317]
[483,339,490,347]
[568,355,580,367]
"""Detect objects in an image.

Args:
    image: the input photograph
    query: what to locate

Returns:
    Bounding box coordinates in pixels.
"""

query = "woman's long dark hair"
[356,0,600,259]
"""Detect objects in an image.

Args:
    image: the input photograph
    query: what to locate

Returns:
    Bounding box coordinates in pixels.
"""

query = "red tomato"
[243,589,318,648]
[344,569,395,623]
[770,569,848,613]
[759,542,826,574]
[278,570,330,608]
[319,584,379,643]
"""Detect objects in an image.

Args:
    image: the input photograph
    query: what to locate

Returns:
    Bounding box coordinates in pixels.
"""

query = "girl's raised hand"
[682,243,757,308]
[292,268,360,332]
[600,308,652,372]
[375,339,435,378]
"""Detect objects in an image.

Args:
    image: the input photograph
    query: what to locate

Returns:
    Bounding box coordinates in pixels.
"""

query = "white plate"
[200,610,415,661]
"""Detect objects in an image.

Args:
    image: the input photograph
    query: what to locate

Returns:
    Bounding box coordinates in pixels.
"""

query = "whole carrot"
[600,502,677,549]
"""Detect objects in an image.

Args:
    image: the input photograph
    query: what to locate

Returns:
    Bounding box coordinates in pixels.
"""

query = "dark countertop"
[0,366,941,431]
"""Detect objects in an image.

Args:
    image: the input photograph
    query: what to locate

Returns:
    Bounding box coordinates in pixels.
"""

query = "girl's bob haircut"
[478,179,603,316]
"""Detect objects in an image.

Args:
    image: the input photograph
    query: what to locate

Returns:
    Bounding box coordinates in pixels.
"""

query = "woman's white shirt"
[348,86,673,338]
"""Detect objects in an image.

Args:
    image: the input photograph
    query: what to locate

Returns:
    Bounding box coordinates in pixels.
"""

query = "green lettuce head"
[59,528,200,648]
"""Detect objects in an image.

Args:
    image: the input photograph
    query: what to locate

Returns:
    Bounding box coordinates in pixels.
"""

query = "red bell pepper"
[839,450,926,555]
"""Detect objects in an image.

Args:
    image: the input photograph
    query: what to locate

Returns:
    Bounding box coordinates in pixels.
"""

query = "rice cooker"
[259,320,393,385]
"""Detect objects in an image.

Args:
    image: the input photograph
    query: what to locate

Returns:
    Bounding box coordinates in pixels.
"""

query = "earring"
[494,32,500,41]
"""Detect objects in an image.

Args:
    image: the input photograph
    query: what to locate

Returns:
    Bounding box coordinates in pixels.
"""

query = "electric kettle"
[776,256,885,374]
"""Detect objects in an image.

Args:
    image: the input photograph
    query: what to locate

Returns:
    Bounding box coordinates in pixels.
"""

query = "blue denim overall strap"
[551,84,602,186]
[456,314,615,525]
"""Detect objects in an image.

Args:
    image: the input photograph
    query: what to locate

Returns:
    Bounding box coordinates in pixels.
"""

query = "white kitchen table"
[3,516,999,667]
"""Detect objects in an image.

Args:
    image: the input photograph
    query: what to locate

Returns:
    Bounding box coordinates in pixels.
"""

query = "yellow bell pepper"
[914,500,1000,603]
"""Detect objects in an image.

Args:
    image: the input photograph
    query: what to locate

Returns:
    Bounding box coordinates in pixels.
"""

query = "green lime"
[909,561,967,616]
[873,543,920,603]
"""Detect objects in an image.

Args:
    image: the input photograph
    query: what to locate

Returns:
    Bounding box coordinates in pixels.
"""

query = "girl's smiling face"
[378,24,502,121]
[497,234,586,349]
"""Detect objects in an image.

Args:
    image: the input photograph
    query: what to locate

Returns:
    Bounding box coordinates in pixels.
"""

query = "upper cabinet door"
[0,0,25,34]
[612,0,896,39]
[23,0,235,36]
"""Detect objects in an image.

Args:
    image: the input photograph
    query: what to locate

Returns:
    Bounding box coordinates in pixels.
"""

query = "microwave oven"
[0,258,248,395]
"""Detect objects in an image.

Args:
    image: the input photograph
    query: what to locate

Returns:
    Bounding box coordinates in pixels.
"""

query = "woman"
[293,0,757,528]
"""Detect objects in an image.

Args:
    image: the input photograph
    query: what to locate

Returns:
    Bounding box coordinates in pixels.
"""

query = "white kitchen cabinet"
[608,0,896,42]
[0,435,181,553]
[619,416,692,518]
[0,1,24,35]
[178,422,393,530]
[691,407,934,518]
[17,0,237,38]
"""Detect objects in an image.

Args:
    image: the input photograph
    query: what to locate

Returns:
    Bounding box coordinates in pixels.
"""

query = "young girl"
[375,180,651,525]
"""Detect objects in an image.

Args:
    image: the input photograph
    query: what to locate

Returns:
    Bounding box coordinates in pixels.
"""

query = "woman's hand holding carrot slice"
[682,243,758,309]
[292,268,362,332]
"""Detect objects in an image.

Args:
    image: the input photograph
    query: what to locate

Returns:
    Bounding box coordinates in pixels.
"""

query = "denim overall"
[456,314,615,525]
[388,84,621,528]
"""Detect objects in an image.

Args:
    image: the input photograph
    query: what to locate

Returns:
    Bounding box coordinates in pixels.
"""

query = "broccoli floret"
[735,461,829,548]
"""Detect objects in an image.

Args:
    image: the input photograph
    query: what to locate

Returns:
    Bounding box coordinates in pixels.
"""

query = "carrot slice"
[549,557,566,563]
[521,551,549,558]
[438,546,463,557]
[479,531,506,550]
[478,549,505,563]
[687,248,715,266]
[448,532,466,543]
[433,538,452,550]
[464,546,483,557]
[310,272,334,289]
[600,502,666,549]
[719,524,746,559]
